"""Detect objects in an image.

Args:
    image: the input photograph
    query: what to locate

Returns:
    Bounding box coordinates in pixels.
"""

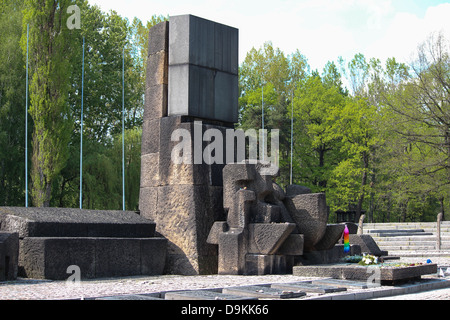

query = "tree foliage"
[1,2,449,222]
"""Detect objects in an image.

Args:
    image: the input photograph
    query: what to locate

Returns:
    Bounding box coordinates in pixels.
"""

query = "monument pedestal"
[140,116,230,274]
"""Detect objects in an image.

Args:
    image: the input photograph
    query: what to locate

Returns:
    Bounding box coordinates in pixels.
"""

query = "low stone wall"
[0,207,167,280]
[0,232,19,281]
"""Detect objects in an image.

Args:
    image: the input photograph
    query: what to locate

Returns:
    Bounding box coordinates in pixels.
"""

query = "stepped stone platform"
[293,263,438,284]
[363,222,450,255]
[0,207,167,280]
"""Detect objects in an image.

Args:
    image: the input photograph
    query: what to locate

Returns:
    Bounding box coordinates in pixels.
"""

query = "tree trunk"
[356,151,369,222]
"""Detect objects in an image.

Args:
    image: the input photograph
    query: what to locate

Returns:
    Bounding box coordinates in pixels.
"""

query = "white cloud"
[87,0,450,71]
[365,3,450,65]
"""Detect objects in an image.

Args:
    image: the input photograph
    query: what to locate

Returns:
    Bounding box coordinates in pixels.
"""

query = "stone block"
[95,238,142,278]
[296,244,361,265]
[314,224,345,251]
[141,238,167,275]
[168,15,239,123]
[245,254,292,275]
[213,23,239,74]
[214,71,239,121]
[97,294,164,300]
[19,237,167,280]
[140,153,160,188]
[145,21,169,121]
[223,285,305,299]
[139,187,158,222]
[148,21,169,55]
[222,163,256,210]
[349,234,387,256]
[271,282,347,294]
[144,85,168,121]
[247,223,296,254]
[284,193,328,251]
[19,237,96,280]
[285,185,312,197]
[294,264,438,283]
[165,290,256,300]
[141,118,161,155]
[169,15,238,74]
[0,207,156,238]
[0,232,19,281]
[206,221,228,245]
[147,51,169,86]
[227,189,255,229]
[313,278,370,289]
[155,184,222,275]
[276,234,304,256]
[218,229,246,275]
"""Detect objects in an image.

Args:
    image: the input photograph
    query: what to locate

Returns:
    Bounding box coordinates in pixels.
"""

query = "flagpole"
[25,24,29,208]
[80,36,85,209]
[290,92,294,185]
[122,47,125,211]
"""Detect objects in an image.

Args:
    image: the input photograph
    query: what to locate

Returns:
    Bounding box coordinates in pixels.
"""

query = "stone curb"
[303,278,450,300]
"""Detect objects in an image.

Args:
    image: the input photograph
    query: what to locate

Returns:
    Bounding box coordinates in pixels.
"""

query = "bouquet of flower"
[342,255,363,263]
[358,254,378,266]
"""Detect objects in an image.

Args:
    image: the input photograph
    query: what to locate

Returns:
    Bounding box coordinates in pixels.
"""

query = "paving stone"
[313,278,369,289]
[165,290,257,300]
[222,285,306,299]
[271,281,347,294]
[96,294,164,300]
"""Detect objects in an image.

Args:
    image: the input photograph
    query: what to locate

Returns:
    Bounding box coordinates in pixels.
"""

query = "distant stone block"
[168,14,239,123]
[0,232,19,281]
[349,234,388,256]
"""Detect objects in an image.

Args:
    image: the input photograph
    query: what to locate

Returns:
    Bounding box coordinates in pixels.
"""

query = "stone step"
[371,236,450,242]
[377,245,444,251]
[369,232,434,237]
[386,250,450,257]
[0,207,156,238]
[367,229,425,234]
[364,227,450,234]
[364,221,450,227]
[372,241,449,247]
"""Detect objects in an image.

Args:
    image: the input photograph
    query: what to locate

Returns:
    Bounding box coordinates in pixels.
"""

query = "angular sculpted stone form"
[207,161,302,275]
[207,160,352,275]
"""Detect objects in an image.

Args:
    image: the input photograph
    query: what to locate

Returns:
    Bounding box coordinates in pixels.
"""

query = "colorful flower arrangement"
[358,254,378,266]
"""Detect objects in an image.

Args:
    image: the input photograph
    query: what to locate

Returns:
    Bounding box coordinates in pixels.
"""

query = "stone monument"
[139,15,239,275]
[140,14,351,276]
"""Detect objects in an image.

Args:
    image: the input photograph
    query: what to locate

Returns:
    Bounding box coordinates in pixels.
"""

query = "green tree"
[328,97,382,220]
[0,0,27,206]
[292,73,346,191]
[21,0,78,207]
[379,33,450,220]
[239,42,310,186]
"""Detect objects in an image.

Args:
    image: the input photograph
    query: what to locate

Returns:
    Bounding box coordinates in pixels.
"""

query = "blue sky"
[88,0,450,71]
